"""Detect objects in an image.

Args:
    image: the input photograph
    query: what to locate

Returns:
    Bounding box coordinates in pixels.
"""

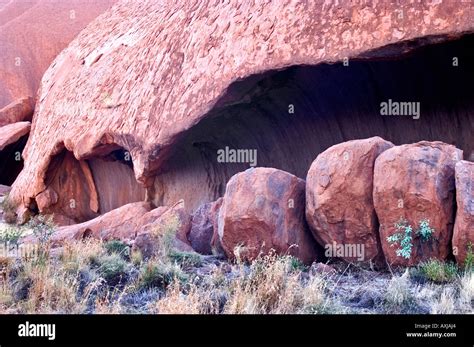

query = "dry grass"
[385,270,413,307]
[0,237,472,314]
[154,252,333,314]
[430,288,456,314]
[155,280,216,314]
[459,271,474,306]
[223,253,328,314]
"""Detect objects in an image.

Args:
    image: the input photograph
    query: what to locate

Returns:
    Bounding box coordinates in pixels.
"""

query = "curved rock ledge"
[8,1,474,220]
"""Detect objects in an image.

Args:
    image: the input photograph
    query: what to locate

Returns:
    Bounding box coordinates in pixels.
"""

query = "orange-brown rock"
[0,121,30,151]
[453,160,474,266]
[8,1,474,222]
[44,202,153,246]
[22,202,192,252]
[218,168,320,264]
[133,203,193,259]
[0,0,116,108]
[32,149,146,224]
[373,141,462,266]
[306,137,393,264]
[0,97,34,127]
[189,198,223,255]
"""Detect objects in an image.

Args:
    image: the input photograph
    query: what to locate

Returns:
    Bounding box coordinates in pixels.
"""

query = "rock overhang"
[8,0,474,219]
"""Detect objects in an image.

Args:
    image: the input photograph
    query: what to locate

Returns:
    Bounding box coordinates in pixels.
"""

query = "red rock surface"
[0,0,116,108]
[373,141,462,266]
[189,199,223,255]
[133,202,193,259]
[0,97,34,126]
[0,121,30,150]
[306,137,393,264]
[38,202,153,246]
[22,201,192,252]
[218,168,320,264]
[8,1,474,219]
[453,160,474,266]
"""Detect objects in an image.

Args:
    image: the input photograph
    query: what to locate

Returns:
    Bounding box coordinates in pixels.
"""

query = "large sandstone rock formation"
[373,142,462,266]
[0,0,116,109]
[8,1,474,222]
[306,137,393,264]
[218,168,320,264]
[453,161,474,266]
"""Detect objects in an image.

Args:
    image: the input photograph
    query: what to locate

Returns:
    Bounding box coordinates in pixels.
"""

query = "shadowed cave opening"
[39,147,145,224]
[36,34,474,223]
[152,34,474,213]
[0,135,27,186]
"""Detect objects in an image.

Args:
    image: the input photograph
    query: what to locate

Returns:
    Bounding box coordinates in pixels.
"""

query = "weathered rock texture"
[189,199,223,255]
[218,168,320,264]
[453,161,474,266]
[306,137,393,263]
[0,97,34,127]
[8,1,474,222]
[0,0,116,109]
[33,149,145,224]
[0,121,30,151]
[373,141,462,266]
[22,201,191,253]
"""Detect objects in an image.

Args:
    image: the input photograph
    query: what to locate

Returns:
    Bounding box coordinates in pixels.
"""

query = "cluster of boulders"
[16,137,471,269]
[189,137,472,267]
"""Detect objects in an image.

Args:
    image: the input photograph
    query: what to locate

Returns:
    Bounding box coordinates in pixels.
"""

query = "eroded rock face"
[373,141,462,266]
[453,161,474,266]
[35,149,146,224]
[306,137,393,264]
[0,0,116,108]
[189,199,223,255]
[0,122,30,151]
[23,202,192,254]
[0,98,34,127]
[9,0,474,220]
[218,168,320,264]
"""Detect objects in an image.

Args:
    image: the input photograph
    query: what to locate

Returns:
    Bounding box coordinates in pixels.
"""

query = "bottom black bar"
[0,314,472,346]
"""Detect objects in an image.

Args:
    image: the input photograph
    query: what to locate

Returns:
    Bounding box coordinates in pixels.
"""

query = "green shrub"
[0,225,23,246]
[26,215,55,245]
[168,250,202,267]
[131,249,143,266]
[97,254,129,285]
[387,218,435,259]
[287,256,307,272]
[464,242,473,272]
[104,240,130,259]
[418,259,458,283]
[138,261,188,290]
